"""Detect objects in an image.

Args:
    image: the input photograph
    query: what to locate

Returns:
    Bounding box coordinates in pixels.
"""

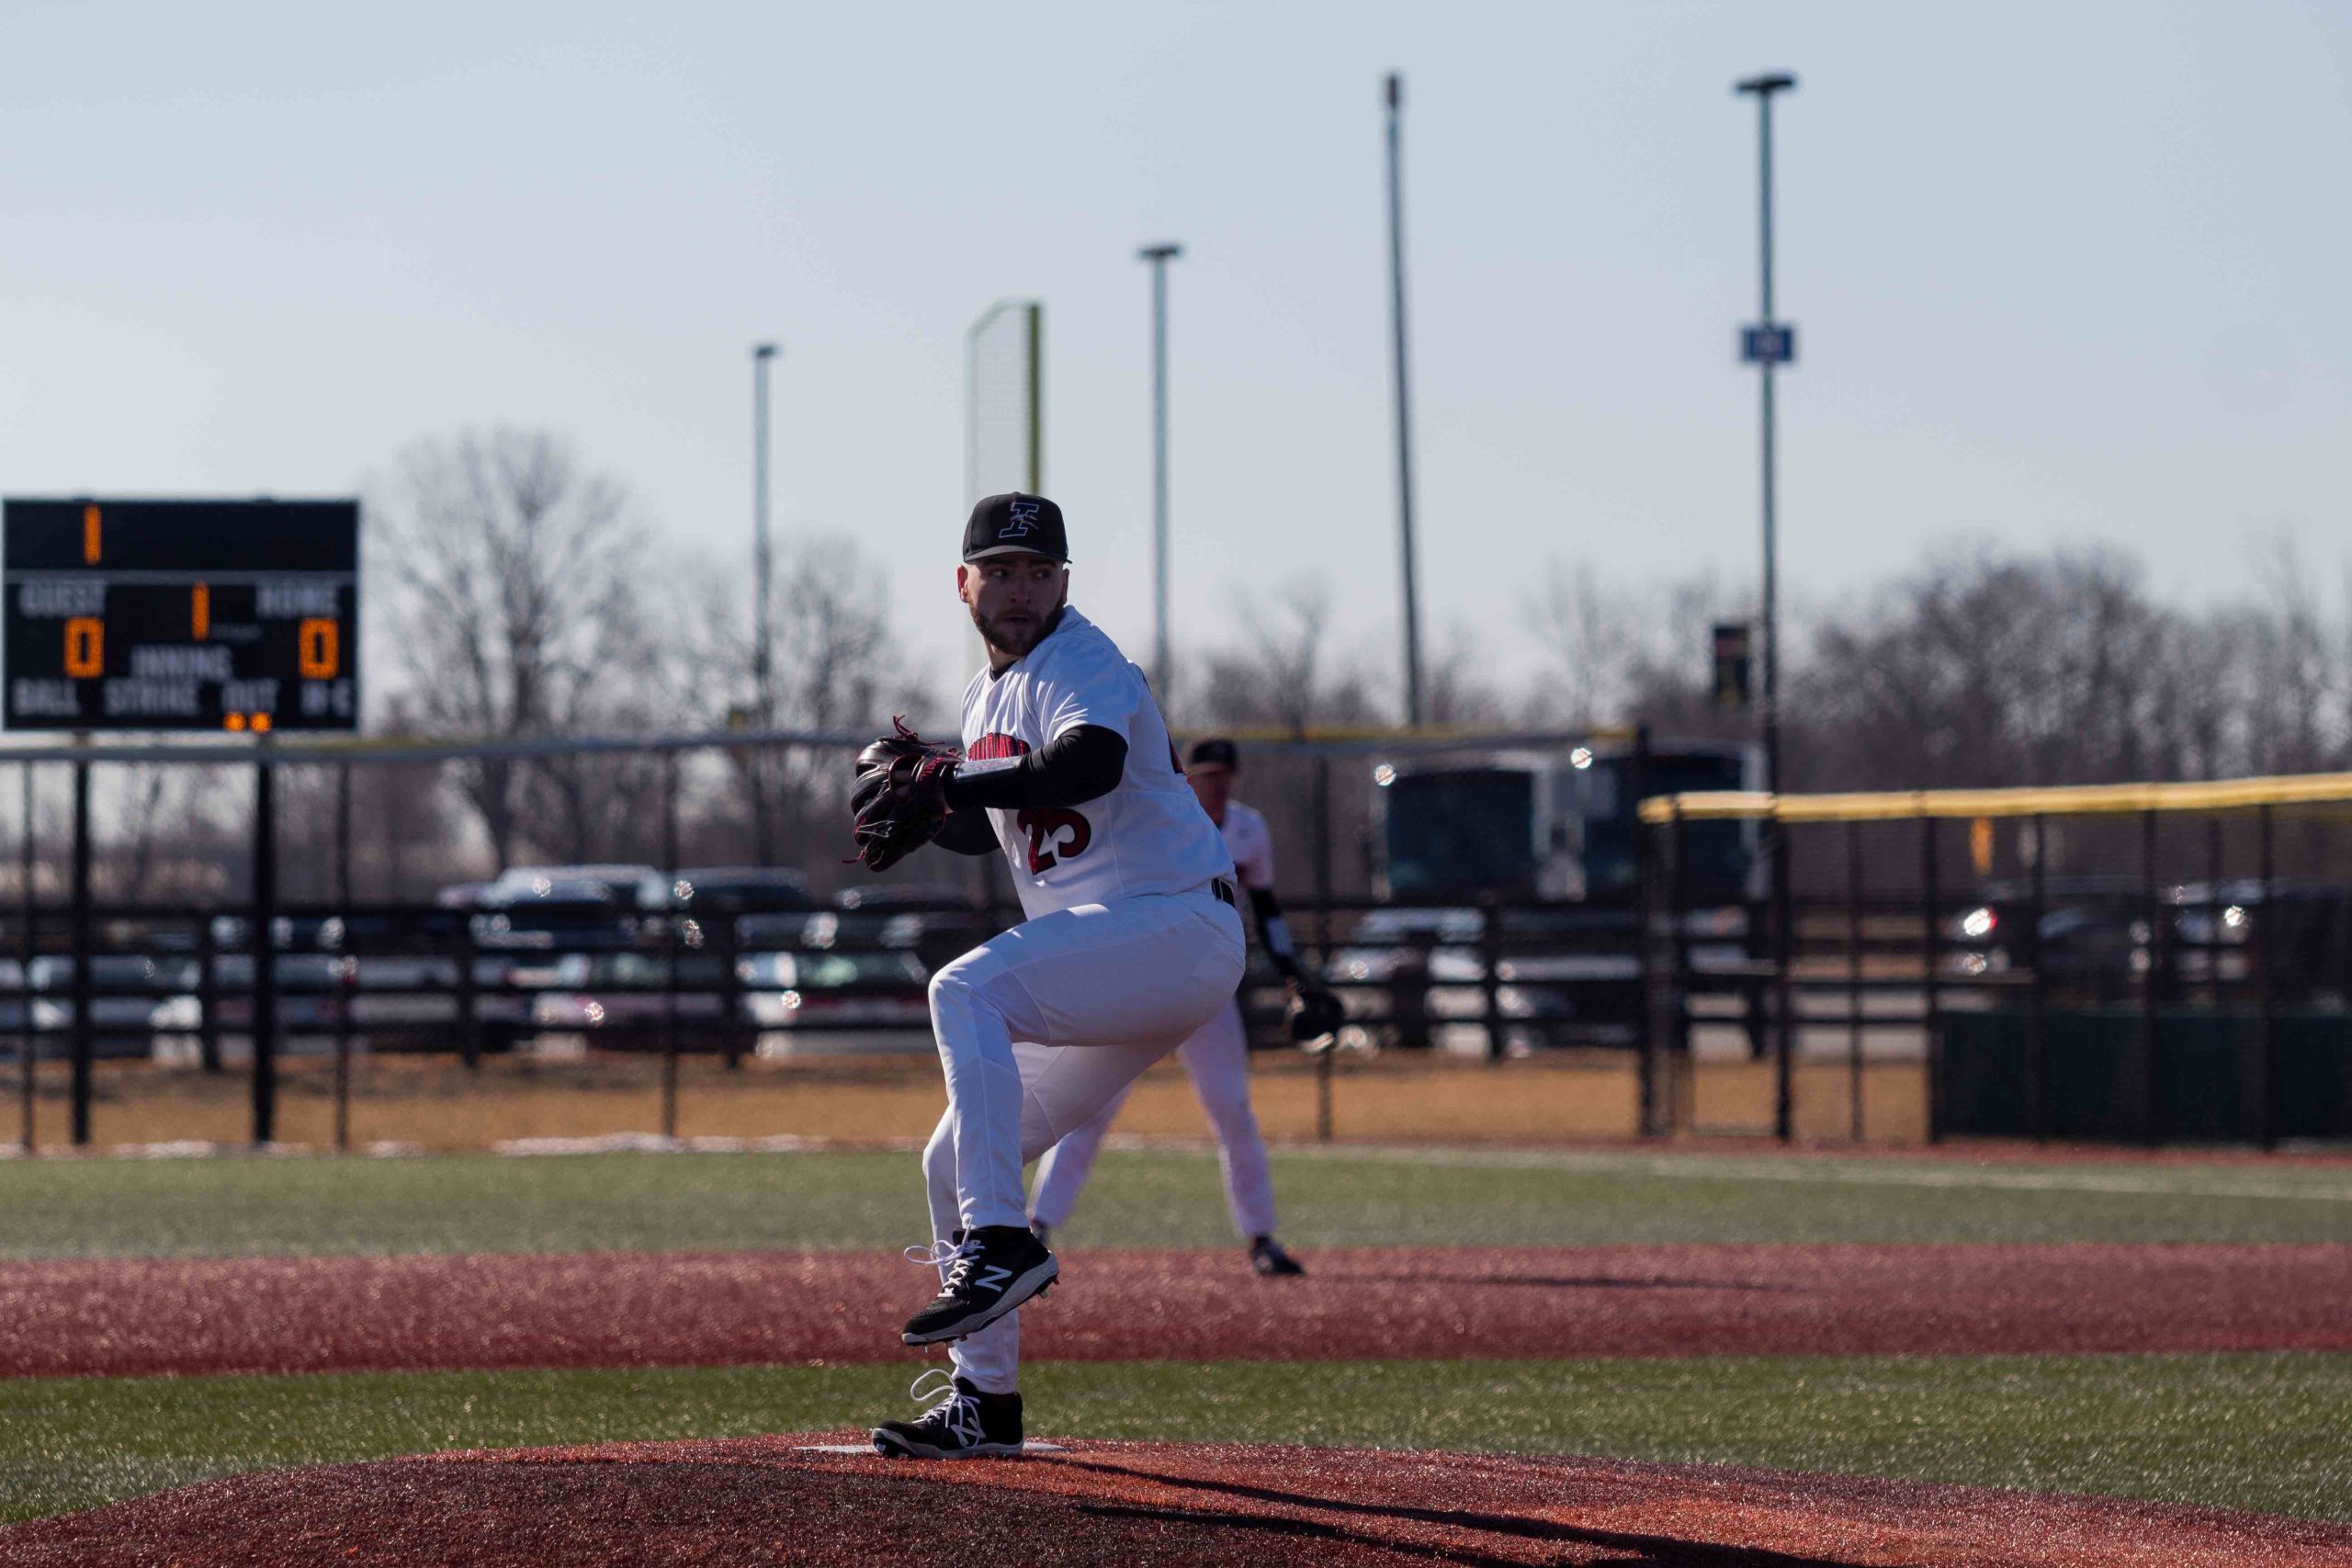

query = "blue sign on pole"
[1740,323,1797,366]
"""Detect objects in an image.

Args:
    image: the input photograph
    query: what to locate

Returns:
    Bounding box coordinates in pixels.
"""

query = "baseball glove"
[849,718,962,873]
[1285,984,1347,1044]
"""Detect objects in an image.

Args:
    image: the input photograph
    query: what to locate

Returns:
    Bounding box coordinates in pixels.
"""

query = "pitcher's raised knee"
[927,955,987,1035]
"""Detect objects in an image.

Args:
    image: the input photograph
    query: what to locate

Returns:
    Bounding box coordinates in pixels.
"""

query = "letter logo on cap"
[999,499,1041,539]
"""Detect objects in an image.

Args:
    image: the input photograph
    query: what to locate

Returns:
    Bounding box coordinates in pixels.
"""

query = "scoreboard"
[4,498,359,732]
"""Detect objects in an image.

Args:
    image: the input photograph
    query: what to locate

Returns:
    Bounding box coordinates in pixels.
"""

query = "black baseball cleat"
[900,1224,1057,1346]
[1249,1235,1306,1277]
[872,1371,1024,1460]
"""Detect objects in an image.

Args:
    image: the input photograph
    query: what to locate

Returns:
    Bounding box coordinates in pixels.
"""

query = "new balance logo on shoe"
[900,1224,1058,1346]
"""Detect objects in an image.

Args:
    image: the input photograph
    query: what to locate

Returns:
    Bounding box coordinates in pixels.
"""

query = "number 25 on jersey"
[1017,808,1091,874]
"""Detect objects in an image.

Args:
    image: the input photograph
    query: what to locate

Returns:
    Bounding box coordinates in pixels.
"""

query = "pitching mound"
[7,1438,2348,1567]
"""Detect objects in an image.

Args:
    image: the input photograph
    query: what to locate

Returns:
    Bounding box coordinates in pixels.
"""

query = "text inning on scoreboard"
[3,498,360,732]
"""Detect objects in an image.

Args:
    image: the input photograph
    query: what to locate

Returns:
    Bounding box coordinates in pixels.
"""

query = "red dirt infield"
[7,1438,2349,1567]
[5,1243,2347,1379]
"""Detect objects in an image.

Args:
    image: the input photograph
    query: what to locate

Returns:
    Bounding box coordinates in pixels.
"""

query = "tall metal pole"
[1736,74,1797,1142]
[752,342,779,722]
[1025,302,1045,494]
[1384,72,1425,728]
[1138,243,1182,701]
[750,341,779,868]
[1756,91,1781,797]
[1734,73,1796,797]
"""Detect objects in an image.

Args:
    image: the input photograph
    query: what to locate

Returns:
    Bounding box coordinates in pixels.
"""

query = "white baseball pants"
[1027,997,1276,1241]
[920,884,1244,1394]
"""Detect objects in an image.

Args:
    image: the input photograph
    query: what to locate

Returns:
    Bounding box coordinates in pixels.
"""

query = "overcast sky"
[0,0,2345,711]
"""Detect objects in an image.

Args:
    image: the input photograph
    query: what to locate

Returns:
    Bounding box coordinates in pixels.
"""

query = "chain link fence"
[1643,775,2352,1147]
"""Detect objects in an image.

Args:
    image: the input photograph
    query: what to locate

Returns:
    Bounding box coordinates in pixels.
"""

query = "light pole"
[1735,71,1796,1142]
[1138,243,1182,702]
[750,340,779,867]
[1734,73,1795,798]
[751,342,780,727]
[1384,71,1424,728]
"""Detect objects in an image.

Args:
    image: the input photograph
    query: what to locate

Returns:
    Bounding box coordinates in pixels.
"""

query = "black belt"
[1211,877,1236,907]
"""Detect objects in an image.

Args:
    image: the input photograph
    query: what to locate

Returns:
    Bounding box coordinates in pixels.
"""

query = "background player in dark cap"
[1028,736,1337,1276]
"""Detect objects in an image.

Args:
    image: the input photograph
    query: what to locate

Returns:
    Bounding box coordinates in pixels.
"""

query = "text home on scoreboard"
[4,498,360,733]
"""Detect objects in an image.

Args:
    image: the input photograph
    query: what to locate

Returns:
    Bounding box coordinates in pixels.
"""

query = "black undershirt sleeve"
[932,810,999,856]
[1248,886,1306,980]
[943,725,1127,814]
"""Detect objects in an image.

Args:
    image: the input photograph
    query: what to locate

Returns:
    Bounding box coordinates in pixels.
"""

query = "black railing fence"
[12,729,2352,1151]
[4,726,1645,1151]
[1643,784,2352,1147]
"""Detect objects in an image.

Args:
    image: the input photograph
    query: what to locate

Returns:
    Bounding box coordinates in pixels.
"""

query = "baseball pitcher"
[849,492,1244,1459]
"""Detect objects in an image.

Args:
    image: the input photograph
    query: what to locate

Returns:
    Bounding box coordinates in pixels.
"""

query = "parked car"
[1320,908,1501,1055]
[673,867,817,913]
[27,954,199,1059]
[2164,879,2352,1003]
[738,949,931,1031]
[474,865,670,951]
[1948,876,2144,998]
[464,866,670,1049]
[529,951,731,1047]
[673,866,820,954]
[792,885,994,972]
[1317,903,1677,1052]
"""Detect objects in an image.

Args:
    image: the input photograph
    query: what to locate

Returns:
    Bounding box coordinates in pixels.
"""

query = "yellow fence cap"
[1636,770,2352,826]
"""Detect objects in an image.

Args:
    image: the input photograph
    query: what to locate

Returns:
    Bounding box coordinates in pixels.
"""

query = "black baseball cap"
[1186,738,1239,773]
[963,492,1069,562]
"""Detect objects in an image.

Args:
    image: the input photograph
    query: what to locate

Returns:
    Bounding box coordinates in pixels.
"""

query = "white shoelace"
[905,1368,986,1448]
[903,1234,982,1292]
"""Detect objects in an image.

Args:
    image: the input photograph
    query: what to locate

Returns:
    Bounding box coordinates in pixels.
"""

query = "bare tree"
[692,535,923,867]
[1521,559,1631,729]
[112,766,175,902]
[2241,530,2340,773]
[1195,578,1381,736]
[1799,545,2191,791]
[107,766,236,903]
[371,429,650,867]
[1423,618,1507,728]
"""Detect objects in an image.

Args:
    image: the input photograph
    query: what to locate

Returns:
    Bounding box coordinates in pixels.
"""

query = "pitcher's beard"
[970,599,1064,660]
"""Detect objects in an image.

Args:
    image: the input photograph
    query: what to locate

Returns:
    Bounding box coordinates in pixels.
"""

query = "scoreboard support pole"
[251,749,279,1145]
[333,761,354,1154]
[17,763,35,1153]
[68,749,93,1146]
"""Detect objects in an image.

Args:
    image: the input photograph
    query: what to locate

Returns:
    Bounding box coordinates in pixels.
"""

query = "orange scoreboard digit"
[3,498,360,732]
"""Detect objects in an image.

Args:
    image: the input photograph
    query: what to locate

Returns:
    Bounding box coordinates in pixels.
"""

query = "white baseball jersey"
[957,606,1231,919]
[1220,800,1275,893]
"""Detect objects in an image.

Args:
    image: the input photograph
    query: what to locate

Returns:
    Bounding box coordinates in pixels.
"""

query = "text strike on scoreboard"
[2,498,360,733]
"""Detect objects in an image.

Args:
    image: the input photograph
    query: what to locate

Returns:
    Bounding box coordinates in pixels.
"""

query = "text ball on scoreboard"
[3,498,361,733]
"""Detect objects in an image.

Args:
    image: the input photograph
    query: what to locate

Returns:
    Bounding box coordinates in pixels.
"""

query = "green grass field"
[5,1144,2348,1258]
[2,1145,2348,1527]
